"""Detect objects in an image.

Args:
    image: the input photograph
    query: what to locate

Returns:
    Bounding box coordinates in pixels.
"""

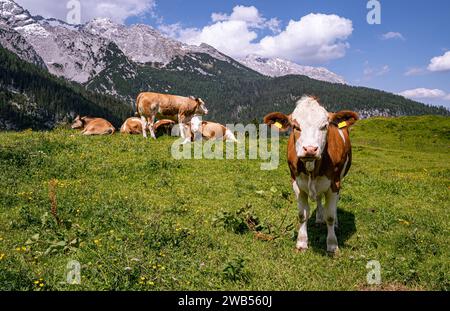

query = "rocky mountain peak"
[239,54,346,84]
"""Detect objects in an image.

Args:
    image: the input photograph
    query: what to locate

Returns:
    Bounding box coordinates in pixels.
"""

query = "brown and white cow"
[189,116,237,142]
[135,92,208,143]
[120,117,143,134]
[264,96,358,254]
[71,116,115,135]
[153,119,176,137]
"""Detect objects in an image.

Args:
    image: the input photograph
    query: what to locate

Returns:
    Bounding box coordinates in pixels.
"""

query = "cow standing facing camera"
[264,96,358,254]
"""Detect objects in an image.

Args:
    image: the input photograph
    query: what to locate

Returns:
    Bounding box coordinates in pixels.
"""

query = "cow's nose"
[303,146,319,156]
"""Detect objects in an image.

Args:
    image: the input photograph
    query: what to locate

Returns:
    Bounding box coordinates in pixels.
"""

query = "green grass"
[0,115,449,291]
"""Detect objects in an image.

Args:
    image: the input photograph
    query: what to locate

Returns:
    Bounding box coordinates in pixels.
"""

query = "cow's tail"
[135,93,143,117]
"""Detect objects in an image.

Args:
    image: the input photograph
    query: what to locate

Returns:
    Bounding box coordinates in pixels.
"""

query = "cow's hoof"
[295,241,308,251]
[327,245,339,256]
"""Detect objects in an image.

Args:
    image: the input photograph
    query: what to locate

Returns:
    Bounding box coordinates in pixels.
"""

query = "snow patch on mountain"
[239,55,346,84]
[0,1,135,83]
[0,23,46,68]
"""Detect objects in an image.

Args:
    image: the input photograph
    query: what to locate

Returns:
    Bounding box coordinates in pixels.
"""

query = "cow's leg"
[140,116,148,138]
[295,182,310,251]
[148,116,156,139]
[315,194,325,224]
[179,123,190,144]
[324,189,339,254]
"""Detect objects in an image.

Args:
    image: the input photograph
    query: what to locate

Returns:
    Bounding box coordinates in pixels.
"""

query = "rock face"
[238,54,346,84]
[0,0,135,83]
[83,18,231,65]
[0,24,46,68]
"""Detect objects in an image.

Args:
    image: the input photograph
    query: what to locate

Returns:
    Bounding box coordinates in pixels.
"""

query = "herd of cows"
[71,91,359,254]
[71,92,237,143]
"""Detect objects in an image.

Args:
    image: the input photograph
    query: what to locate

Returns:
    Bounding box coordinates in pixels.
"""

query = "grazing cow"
[264,96,358,254]
[71,116,115,135]
[135,92,208,143]
[154,119,176,137]
[120,117,143,134]
[189,116,237,142]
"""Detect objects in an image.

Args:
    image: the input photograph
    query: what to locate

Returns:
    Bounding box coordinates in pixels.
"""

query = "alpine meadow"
[0,116,448,290]
[0,0,449,294]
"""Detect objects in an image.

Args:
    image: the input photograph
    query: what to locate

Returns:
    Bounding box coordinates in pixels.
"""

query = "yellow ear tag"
[274,122,283,129]
[338,121,347,129]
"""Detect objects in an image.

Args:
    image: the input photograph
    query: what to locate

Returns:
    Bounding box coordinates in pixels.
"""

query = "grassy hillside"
[0,116,448,290]
[86,53,450,124]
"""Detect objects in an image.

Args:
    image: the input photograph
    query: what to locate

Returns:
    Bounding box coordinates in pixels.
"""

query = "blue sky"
[128,0,450,108]
[16,0,450,108]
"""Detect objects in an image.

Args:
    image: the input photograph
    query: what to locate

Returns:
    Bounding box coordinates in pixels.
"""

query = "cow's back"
[202,122,227,139]
[137,92,190,117]
[84,118,115,135]
[120,117,142,134]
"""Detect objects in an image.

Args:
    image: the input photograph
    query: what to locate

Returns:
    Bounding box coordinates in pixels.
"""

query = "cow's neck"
[298,158,322,178]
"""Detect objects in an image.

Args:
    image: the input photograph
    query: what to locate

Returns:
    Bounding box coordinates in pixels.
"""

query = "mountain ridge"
[0,0,448,130]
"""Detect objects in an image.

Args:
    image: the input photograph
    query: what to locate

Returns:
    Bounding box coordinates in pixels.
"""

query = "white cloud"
[398,88,447,100]
[404,67,426,76]
[444,94,450,101]
[181,20,258,58]
[258,14,353,63]
[163,8,353,64]
[381,32,405,40]
[363,62,390,79]
[427,51,450,72]
[210,5,281,33]
[14,0,155,24]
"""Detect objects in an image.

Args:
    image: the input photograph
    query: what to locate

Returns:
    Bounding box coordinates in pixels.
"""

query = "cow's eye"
[320,124,328,131]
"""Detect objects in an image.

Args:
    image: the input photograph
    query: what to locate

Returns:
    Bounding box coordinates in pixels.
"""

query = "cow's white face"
[71,116,84,129]
[190,115,202,133]
[195,98,208,115]
[291,97,329,161]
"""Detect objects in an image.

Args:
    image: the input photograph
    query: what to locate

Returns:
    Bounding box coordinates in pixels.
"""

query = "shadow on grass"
[306,208,356,255]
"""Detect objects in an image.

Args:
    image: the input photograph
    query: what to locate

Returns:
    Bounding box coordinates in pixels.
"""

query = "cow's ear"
[263,112,292,132]
[329,111,359,127]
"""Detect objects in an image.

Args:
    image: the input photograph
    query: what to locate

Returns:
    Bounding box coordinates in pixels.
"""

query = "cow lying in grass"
[264,96,358,254]
[71,116,115,135]
[135,92,208,143]
[120,117,143,134]
[189,116,237,142]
